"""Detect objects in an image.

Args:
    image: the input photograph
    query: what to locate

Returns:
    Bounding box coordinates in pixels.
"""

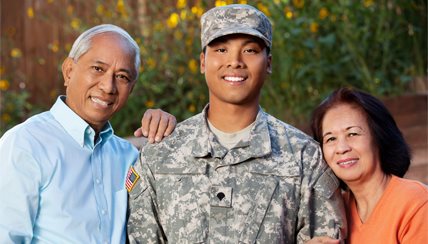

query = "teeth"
[91,97,109,107]
[338,160,356,165]
[224,76,244,82]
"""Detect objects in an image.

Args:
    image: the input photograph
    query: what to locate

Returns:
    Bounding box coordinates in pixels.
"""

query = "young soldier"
[127,4,346,243]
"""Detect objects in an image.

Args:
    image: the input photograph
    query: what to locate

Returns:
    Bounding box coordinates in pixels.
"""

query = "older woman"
[309,87,428,243]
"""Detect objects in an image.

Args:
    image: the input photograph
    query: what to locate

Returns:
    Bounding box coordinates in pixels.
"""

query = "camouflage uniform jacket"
[127,107,346,243]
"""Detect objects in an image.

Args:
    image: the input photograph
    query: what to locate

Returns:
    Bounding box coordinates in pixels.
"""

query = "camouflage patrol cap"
[201,4,272,50]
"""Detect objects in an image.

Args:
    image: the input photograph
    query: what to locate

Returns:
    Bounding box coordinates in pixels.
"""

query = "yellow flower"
[47,0,54,3]
[310,22,319,33]
[363,0,374,8]
[319,7,329,20]
[145,100,155,108]
[70,18,81,30]
[1,113,12,123]
[188,59,198,74]
[0,79,10,91]
[188,104,196,113]
[10,48,22,58]
[293,0,304,8]
[65,43,72,52]
[38,58,46,65]
[146,58,156,69]
[174,30,183,40]
[0,66,5,75]
[177,0,186,9]
[238,0,248,4]
[167,13,180,29]
[215,0,227,7]
[191,6,204,17]
[96,4,105,15]
[49,89,58,100]
[27,7,34,19]
[48,42,59,53]
[154,22,164,32]
[180,9,188,20]
[116,0,127,17]
[284,6,294,19]
[257,3,271,17]
[226,0,234,4]
[67,5,74,16]
[185,37,193,47]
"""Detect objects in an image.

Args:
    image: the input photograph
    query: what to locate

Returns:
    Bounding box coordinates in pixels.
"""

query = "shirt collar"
[50,96,113,149]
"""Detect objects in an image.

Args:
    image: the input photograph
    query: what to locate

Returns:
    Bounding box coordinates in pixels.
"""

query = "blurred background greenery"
[0,0,426,136]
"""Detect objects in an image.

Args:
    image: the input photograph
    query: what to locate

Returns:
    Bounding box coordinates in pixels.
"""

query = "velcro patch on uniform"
[125,166,140,192]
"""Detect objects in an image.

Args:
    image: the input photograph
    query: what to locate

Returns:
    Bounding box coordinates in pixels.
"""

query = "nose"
[335,137,351,154]
[227,51,244,69]
[98,74,117,94]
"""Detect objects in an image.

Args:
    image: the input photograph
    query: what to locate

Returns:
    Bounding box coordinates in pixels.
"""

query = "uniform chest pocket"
[154,165,209,243]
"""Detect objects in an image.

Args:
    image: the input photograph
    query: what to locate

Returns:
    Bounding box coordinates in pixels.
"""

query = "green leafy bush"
[1,0,426,136]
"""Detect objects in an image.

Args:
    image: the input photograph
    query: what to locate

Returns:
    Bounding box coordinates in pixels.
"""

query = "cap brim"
[204,27,271,49]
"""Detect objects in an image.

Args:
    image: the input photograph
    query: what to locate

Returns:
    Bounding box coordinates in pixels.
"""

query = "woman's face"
[321,103,382,185]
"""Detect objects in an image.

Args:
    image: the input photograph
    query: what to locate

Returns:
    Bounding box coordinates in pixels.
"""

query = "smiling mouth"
[223,76,246,83]
[90,96,111,108]
[337,159,358,167]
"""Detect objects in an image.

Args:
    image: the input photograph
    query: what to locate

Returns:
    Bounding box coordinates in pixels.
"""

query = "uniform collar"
[190,105,272,159]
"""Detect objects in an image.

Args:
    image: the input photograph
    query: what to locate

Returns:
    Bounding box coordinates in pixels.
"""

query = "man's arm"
[134,109,177,144]
[0,133,41,243]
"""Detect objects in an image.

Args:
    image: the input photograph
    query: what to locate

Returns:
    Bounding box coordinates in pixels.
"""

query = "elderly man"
[0,24,175,243]
[127,4,346,243]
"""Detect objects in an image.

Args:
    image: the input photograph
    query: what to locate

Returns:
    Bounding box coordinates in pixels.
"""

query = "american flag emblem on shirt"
[125,166,140,192]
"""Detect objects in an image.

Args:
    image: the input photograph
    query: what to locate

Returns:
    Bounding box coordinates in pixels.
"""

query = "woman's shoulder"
[392,176,428,196]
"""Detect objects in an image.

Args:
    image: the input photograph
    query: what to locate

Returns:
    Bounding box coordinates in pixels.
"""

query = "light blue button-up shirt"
[0,96,138,243]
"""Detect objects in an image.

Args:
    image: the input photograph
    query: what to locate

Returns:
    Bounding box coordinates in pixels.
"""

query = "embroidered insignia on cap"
[125,166,140,192]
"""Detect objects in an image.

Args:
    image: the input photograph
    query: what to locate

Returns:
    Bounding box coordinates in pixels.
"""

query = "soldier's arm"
[126,152,167,243]
[296,144,347,243]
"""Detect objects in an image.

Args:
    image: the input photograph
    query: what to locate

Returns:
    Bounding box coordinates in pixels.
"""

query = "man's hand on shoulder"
[134,109,177,143]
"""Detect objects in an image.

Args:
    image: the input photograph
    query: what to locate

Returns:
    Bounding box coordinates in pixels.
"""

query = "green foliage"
[1,0,426,136]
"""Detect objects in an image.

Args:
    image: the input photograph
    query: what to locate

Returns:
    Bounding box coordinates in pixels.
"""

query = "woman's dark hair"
[310,87,411,178]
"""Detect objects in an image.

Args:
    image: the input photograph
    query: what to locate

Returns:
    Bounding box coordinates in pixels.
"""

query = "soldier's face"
[200,34,271,108]
[62,33,137,132]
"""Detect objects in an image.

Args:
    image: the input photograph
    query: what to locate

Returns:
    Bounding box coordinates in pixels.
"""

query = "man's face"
[200,34,271,108]
[62,33,137,132]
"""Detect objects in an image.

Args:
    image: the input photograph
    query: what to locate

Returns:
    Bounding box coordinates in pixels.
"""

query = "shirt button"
[96,178,101,184]
[101,209,107,215]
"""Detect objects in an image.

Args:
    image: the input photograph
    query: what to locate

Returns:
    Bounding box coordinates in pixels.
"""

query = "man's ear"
[267,54,272,74]
[200,52,205,74]
[62,57,74,86]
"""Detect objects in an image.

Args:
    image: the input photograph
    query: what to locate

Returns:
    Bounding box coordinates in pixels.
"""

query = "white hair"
[68,24,140,74]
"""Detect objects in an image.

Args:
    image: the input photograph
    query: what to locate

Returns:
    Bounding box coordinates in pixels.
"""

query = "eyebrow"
[322,125,363,138]
[93,60,134,76]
